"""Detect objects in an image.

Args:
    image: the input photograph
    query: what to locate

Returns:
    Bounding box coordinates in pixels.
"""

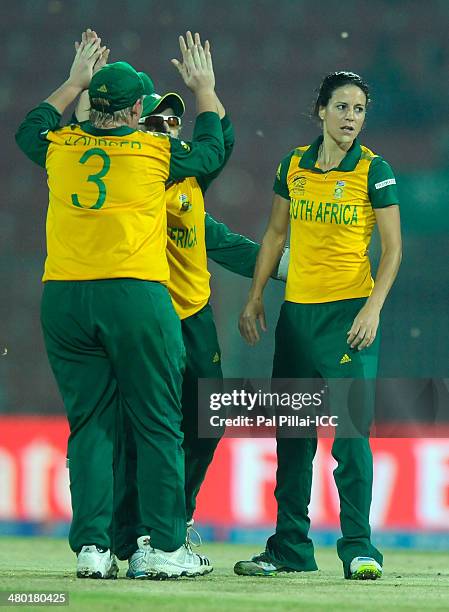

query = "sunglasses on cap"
[139,114,182,131]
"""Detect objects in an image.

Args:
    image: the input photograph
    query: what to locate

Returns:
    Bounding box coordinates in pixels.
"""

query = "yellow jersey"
[15,103,224,282]
[273,136,399,303]
[165,116,235,319]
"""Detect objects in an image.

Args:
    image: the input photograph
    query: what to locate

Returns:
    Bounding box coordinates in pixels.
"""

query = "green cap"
[89,62,154,113]
[138,72,155,95]
[142,92,185,119]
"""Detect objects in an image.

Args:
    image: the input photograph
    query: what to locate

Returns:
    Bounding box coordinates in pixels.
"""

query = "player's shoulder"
[136,130,170,144]
[141,130,170,140]
[290,144,310,160]
[292,144,310,158]
[359,143,393,166]
[44,123,81,142]
[359,144,379,162]
[133,130,172,153]
[279,145,309,167]
[359,144,394,175]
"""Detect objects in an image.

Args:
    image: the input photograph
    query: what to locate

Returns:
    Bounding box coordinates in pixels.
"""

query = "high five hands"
[68,28,107,91]
[75,29,110,77]
[172,31,215,94]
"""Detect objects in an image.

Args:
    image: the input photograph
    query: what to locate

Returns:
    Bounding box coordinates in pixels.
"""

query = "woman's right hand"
[239,297,267,345]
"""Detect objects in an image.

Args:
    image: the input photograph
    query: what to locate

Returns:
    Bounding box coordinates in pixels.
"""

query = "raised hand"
[94,47,110,73]
[70,29,105,90]
[75,29,110,76]
[171,31,215,93]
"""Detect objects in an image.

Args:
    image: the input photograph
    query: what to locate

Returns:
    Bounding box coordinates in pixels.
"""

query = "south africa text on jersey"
[63,135,143,149]
[290,198,359,225]
[168,226,198,248]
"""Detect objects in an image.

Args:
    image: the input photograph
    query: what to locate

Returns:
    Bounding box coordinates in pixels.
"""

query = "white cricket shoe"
[349,556,382,580]
[127,535,213,580]
[76,545,118,579]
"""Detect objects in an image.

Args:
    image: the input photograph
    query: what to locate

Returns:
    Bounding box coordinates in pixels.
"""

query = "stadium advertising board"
[1,417,449,530]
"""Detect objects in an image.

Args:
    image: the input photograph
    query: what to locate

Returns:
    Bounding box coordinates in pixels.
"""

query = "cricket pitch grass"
[1,537,449,611]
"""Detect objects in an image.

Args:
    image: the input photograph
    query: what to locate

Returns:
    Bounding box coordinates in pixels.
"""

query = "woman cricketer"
[236,71,402,580]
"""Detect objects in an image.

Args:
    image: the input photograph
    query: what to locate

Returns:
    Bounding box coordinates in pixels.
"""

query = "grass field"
[1,538,449,611]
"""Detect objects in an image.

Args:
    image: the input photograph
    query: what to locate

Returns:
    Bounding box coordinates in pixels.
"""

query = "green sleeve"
[205,213,260,278]
[196,115,235,193]
[273,151,293,199]
[368,157,400,208]
[15,103,61,168]
[168,111,224,181]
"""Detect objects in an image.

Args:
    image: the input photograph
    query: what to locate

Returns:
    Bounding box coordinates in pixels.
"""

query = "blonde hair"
[89,104,135,128]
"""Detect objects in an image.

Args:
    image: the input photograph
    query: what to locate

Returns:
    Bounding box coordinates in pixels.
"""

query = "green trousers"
[41,280,186,553]
[114,303,223,559]
[265,299,383,578]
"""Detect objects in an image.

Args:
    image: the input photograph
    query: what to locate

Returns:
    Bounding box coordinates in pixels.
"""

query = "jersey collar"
[299,135,362,172]
[82,123,136,136]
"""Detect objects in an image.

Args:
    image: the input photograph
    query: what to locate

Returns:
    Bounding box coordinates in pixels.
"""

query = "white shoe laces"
[186,524,202,548]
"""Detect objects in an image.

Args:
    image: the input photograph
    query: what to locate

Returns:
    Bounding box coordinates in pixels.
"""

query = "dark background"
[1,0,448,413]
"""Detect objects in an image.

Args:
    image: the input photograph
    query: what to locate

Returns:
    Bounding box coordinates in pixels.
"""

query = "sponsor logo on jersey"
[374,178,396,190]
[340,353,352,364]
[212,352,220,364]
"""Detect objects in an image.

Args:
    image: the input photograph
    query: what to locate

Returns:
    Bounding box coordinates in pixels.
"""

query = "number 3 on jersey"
[71,148,111,210]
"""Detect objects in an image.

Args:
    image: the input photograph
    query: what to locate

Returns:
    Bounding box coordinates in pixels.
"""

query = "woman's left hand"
[347,303,381,350]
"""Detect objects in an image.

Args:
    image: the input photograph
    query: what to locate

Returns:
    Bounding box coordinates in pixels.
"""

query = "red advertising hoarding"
[1,417,449,529]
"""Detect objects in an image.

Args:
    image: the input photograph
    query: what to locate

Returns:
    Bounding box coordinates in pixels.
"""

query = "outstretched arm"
[171,31,218,116]
[73,29,110,123]
[16,31,104,166]
[171,32,230,184]
[169,32,224,180]
[196,112,234,193]
[45,35,105,114]
[205,213,288,280]
[182,34,235,192]
[205,213,260,277]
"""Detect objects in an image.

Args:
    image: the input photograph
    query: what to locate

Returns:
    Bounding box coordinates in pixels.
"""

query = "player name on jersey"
[63,134,143,149]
